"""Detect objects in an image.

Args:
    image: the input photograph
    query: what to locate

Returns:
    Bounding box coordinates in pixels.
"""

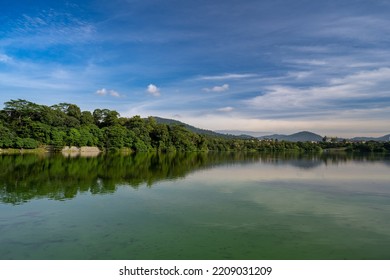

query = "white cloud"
[286,59,328,66]
[329,67,390,86]
[217,106,234,112]
[283,45,331,53]
[317,16,390,42]
[147,84,160,97]
[96,88,121,97]
[203,84,229,92]
[244,67,390,116]
[0,54,12,63]
[287,71,312,80]
[96,88,108,96]
[199,73,257,80]
[109,90,120,97]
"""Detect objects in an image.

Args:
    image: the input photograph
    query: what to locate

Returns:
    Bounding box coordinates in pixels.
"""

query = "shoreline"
[0,146,102,155]
[61,146,101,157]
[0,147,48,154]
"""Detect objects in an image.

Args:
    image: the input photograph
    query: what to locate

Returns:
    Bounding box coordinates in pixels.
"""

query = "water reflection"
[1,152,390,260]
[1,152,389,204]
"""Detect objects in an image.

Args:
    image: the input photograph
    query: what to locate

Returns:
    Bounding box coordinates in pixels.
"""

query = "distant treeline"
[321,140,390,153]
[0,99,389,153]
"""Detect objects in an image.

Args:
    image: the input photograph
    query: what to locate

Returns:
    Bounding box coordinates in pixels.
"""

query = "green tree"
[51,129,66,151]
[80,111,94,125]
[126,116,152,149]
[169,125,197,152]
[67,128,81,146]
[0,124,15,148]
[79,126,97,146]
[51,103,81,120]
[15,137,39,149]
[104,110,120,127]
[93,109,119,127]
[30,122,51,144]
[3,99,42,122]
[150,123,170,151]
[102,125,127,150]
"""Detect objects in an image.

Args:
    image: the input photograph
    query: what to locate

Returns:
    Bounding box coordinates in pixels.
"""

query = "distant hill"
[258,131,323,142]
[216,130,269,138]
[378,134,390,141]
[150,117,389,143]
[351,134,390,142]
[151,117,254,139]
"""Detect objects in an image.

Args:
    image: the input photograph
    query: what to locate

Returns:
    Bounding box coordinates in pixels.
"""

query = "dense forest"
[0,99,389,153]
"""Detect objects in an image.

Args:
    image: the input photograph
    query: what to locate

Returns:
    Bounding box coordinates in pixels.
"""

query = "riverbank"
[0,147,48,154]
[0,146,102,156]
[0,146,138,157]
[61,146,101,157]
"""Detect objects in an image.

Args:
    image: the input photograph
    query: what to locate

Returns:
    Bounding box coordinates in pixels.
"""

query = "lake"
[0,152,389,259]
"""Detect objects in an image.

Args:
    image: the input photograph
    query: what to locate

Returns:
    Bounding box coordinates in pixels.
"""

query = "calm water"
[0,152,389,260]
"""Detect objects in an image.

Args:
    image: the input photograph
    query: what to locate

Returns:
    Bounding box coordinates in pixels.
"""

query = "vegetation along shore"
[1,99,389,154]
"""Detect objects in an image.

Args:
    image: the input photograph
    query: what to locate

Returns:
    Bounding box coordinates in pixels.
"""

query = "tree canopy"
[1,99,388,153]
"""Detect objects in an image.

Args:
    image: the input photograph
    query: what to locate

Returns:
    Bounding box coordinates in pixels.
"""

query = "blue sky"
[1,0,390,137]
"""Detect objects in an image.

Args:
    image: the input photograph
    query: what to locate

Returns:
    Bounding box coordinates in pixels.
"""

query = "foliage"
[0,99,389,153]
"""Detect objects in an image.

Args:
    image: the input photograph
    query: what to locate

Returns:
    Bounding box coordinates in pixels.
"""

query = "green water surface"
[0,152,389,259]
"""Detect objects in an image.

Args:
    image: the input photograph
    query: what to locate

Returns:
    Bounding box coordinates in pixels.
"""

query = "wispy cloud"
[109,90,121,97]
[286,59,328,66]
[1,9,96,48]
[146,84,160,97]
[316,16,390,42]
[282,45,331,53]
[0,54,12,63]
[329,67,390,86]
[287,71,312,80]
[203,84,229,92]
[217,106,234,112]
[244,67,390,119]
[96,88,122,98]
[198,73,258,81]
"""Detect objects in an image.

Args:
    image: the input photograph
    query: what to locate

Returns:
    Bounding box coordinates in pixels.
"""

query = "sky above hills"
[1,0,390,137]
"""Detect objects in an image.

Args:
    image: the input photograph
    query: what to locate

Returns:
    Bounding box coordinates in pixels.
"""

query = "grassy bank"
[0,147,48,154]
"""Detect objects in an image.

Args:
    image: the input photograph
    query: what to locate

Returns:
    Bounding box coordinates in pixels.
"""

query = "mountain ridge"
[151,117,389,142]
[351,134,390,142]
[258,131,323,142]
[151,117,255,139]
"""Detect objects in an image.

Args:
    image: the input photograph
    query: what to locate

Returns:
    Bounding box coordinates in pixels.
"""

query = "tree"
[103,110,120,127]
[51,103,81,119]
[150,123,170,151]
[88,124,103,147]
[30,122,51,144]
[51,103,81,127]
[78,126,98,146]
[169,125,197,152]
[20,138,39,149]
[67,128,81,146]
[3,99,42,121]
[66,104,82,120]
[93,109,119,127]
[102,125,127,150]
[125,116,152,149]
[51,129,66,151]
[80,111,94,125]
[0,124,15,148]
